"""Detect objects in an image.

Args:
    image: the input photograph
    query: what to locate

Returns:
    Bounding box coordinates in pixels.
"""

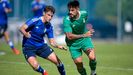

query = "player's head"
[43,6,55,22]
[67,0,79,18]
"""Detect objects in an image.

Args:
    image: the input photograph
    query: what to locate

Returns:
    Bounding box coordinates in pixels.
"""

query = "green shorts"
[68,38,94,59]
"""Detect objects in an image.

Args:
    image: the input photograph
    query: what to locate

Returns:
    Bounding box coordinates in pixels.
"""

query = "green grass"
[0,42,133,75]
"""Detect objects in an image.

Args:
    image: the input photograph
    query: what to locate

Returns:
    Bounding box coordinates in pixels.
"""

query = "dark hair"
[44,6,55,14]
[67,0,79,8]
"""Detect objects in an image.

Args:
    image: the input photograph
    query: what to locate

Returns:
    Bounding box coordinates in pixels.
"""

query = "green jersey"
[63,10,91,46]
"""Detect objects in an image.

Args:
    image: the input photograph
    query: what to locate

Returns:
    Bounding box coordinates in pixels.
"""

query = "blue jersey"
[0,0,11,25]
[32,1,46,17]
[23,17,54,47]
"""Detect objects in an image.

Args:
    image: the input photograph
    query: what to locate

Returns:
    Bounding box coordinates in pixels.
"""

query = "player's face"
[68,7,79,18]
[44,11,53,22]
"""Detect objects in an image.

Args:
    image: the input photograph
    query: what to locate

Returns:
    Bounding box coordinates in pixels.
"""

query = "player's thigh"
[22,46,39,67]
[81,38,96,60]
[81,38,94,54]
[69,46,82,60]
[36,44,53,59]
[22,46,36,61]
[73,56,83,63]
[81,38,94,52]
[84,48,96,60]
[46,52,61,65]
[37,45,60,64]
[27,56,39,67]
[88,49,96,60]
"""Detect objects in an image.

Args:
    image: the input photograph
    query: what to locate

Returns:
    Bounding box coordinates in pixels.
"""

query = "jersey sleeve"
[63,17,72,33]
[81,10,88,21]
[45,23,54,38]
[31,2,36,9]
[25,18,37,31]
[3,1,11,9]
[25,18,35,27]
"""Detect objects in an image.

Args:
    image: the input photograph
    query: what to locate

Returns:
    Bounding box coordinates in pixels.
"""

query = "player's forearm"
[19,24,29,37]
[65,33,85,40]
[5,8,12,13]
[49,38,67,50]
[65,31,93,40]
[49,38,59,48]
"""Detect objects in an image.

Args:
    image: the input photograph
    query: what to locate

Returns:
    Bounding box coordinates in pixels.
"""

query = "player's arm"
[65,31,93,40]
[19,24,31,38]
[4,2,12,13]
[4,8,12,13]
[49,38,67,50]
[46,23,67,50]
[32,3,39,11]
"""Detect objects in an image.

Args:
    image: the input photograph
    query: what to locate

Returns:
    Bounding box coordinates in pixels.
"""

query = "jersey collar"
[73,11,81,20]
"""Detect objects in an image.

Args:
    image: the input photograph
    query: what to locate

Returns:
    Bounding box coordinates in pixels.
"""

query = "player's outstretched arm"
[49,38,67,51]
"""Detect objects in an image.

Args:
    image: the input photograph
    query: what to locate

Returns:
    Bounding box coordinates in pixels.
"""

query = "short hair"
[44,6,55,14]
[67,0,79,8]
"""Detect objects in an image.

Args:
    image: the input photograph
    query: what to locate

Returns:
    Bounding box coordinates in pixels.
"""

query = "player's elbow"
[66,33,74,40]
[19,26,23,33]
[67,35,73,40]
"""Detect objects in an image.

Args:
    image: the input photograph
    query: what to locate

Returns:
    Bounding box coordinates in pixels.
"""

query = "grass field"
[0,41,133,75]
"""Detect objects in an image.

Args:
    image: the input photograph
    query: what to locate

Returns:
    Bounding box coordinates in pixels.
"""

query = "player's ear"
[76,7,79,10]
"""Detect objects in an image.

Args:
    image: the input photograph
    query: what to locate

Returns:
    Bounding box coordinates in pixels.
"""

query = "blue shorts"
[22,44,53,60]
[0,24,7,38]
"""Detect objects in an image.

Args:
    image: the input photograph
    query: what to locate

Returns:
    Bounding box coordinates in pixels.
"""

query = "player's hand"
[24,32,31,38]
[4,8,11,13]
[84,31,93,37]
[87,24,95,33]
[57,45,67,51]
[89,28,95,33]
[34,5,39,10]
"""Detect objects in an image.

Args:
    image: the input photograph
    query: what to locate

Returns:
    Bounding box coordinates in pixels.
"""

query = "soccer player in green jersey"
[63,1,97,75]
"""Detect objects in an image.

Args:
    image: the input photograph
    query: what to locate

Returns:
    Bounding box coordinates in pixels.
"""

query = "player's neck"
[41,16,46,23]
[73,11,80,20]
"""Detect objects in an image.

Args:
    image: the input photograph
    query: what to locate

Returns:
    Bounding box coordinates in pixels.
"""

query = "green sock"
[77,68,87,75]
[89,60,97,71]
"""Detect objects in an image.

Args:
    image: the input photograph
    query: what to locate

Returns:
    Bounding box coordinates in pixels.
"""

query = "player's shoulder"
[64,15,70,21]
[80,10,87,15]
[31,1,36,5]
[30,17,41,23]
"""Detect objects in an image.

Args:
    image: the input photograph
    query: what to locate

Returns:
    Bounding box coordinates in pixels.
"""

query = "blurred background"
[6,0,133,44]
[0,0,133,75]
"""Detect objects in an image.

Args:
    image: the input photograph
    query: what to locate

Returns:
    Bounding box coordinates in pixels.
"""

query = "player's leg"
[46,52,66,75]
[27,56,48,75]
[37,45,66,75]
[82,38,97,75]
[3,31,20,55]
[0,25,4,38]
[23,46,48,75]
[69,46,87,75]
[73,56,87,75]
[85,48,97,75]
[3,24,20,55]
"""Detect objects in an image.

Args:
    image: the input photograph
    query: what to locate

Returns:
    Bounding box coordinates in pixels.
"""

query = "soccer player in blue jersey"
[32,0,46,17]
[63,1,97,75]
[0,0,20,55]
[20,6,66,75]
